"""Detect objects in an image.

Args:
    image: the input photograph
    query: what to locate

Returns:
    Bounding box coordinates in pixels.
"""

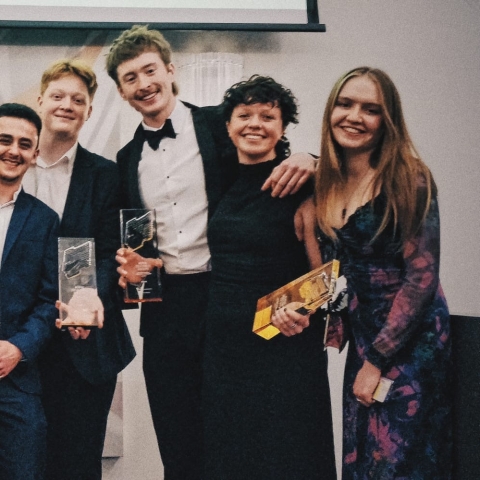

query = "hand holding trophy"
[253,260,340,339]
[117,248,163,286]
[119,209,163,302]
[58,238,103,336]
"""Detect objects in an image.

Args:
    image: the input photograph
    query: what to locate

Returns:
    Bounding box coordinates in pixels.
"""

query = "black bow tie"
[142,119,176,150]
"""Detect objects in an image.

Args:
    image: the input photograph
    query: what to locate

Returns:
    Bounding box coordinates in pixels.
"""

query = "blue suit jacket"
[0,189,58,394]
[45,145,136,385]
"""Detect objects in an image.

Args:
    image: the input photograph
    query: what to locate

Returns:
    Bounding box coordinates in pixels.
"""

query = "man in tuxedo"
[106,25,314,479]
[0,103,58,480]
[22,59,136,480]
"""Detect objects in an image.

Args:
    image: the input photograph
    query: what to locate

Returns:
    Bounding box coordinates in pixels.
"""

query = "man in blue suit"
[22,59,136,480]
[0,102,58,480]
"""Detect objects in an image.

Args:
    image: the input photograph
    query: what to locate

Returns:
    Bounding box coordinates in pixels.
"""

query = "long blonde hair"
[315,67,436,244]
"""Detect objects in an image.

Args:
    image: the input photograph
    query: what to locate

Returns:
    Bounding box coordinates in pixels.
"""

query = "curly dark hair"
[222,75,299,157]
[222,75,298,126]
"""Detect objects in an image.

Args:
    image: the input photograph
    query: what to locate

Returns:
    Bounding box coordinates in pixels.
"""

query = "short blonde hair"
[40,59,98,100]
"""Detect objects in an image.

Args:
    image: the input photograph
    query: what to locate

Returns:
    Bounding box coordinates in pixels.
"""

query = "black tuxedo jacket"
[117,102,237,220]
[0,190,58,394]
[116,103,237,335]
[50,144,135,385]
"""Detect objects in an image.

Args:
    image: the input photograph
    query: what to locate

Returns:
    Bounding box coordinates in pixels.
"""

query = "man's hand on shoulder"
[0,341,23,378]
[261,152,316,198]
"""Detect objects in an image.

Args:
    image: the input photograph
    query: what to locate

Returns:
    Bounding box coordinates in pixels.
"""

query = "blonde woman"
[309,67,452,479]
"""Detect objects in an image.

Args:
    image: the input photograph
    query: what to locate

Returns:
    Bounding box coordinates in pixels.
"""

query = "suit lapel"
[127,126,146,208]
[127,105,229,215]
[1,189,32,267]
[60,145,93,235]
[190,106,223,219]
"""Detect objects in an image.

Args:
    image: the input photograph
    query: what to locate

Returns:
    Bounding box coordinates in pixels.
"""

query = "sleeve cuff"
[364,344,390,371]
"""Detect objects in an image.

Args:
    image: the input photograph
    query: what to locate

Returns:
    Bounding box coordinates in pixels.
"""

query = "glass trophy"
[58,237,101,328]
[120,209,162,303]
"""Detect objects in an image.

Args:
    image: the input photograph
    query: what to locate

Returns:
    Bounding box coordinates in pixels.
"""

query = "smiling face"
[38,74,92,140]
[330,75,384,158]
[227,102,284,164]
[116,50,176,128]
[0,116,39,188]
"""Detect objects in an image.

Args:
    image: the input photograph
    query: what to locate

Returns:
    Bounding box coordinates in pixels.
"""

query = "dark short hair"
[0,103,42,137]
[222,75,299,127]
[222,75,299,157]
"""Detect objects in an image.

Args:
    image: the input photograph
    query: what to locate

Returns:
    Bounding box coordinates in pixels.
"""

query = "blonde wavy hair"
[106,25,179,95]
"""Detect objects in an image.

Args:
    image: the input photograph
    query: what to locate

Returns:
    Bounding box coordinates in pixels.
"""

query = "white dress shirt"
[22,143,77,221]
[138,100,211,274]
[0,187,21,268]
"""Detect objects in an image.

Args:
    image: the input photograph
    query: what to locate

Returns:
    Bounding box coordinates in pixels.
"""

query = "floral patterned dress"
[321,189,453,479]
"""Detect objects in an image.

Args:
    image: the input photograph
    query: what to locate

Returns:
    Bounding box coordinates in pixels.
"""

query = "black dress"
[203,158,337,480]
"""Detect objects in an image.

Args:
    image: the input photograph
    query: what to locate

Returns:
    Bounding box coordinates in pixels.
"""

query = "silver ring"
[356,398,361,403]
[290,323,297,329]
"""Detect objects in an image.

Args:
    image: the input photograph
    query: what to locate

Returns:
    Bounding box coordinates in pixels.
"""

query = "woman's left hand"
[353,360,381,407]
[271,302,311,337]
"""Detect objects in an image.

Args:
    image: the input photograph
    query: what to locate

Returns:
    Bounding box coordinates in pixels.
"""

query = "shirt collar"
[141,99,185,134]
[0,185,22,208]
[36,142,78,176]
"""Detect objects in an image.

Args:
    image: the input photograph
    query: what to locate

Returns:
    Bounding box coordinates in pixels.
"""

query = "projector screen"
[0,0,324,31]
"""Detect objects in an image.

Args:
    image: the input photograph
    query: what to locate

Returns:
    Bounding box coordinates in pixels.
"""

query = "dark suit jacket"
[117,103,236,219]
[116,103,237,336]
[49,145,135,385]
[0,190,58,394]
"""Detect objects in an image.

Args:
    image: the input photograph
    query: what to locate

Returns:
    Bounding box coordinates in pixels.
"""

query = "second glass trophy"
[120,209,163,303]
[58,237,101,328]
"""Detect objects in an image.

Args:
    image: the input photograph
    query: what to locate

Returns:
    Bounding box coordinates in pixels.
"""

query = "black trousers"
[142,272,210,480]
[40,341,116,480]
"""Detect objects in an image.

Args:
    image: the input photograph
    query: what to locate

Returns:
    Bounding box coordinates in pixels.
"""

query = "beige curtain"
[176,52,244,107]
